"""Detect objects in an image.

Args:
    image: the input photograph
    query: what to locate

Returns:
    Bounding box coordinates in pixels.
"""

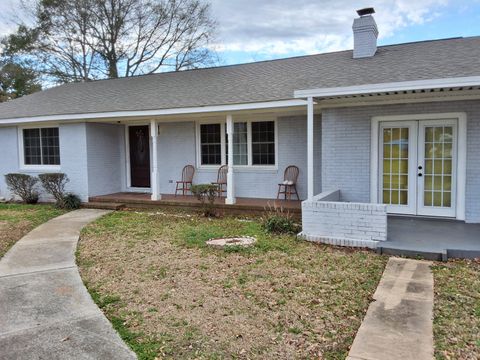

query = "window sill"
[19,165,61,172]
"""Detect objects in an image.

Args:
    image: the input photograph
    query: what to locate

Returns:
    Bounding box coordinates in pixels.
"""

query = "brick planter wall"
[299,190,387,249]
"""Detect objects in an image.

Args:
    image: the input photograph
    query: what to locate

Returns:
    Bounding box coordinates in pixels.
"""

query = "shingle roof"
[1,36,480,120]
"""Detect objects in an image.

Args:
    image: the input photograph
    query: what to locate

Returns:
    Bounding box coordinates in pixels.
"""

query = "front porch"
[88,192,302,216]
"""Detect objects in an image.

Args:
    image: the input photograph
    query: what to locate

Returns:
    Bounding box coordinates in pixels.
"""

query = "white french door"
[379,119,458,217]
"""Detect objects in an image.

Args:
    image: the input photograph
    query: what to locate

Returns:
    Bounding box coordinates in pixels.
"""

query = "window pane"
[23,128,60,166]
[23,129,41,165]
[41,128,60,165]
[252,121,275,165]
[200,124,221,165]
[226,122,248,165]
[382,127,409,206]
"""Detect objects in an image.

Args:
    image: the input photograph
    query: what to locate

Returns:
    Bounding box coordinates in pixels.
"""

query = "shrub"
[191,184,218,217]
[261,205,301,234]
[61,193,82,210]
[39,173,69,206]
[4,173,40,204]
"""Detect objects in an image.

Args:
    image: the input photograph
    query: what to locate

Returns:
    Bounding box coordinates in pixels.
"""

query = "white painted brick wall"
[0,123,90,202]
[300,190,387,248]
[322,100,480,223]
[156,115,322,199]
[86,123,124,197]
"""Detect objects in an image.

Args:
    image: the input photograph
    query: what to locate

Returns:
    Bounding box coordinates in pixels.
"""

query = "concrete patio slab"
[347,257,434,360]
[380,217,480,260]
[0,209,136,360]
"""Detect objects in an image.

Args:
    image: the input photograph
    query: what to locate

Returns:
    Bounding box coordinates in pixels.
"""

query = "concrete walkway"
[0,209,136,360]
[348,257,434,360]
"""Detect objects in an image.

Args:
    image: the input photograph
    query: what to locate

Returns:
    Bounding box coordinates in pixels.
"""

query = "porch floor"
[88,192,301,215]
[381,217,480,260]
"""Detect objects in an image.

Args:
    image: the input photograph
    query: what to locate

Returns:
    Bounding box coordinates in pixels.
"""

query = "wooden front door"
[129,125,151,188]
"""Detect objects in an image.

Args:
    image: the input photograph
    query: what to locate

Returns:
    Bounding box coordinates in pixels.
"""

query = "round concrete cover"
[206,237,256,247]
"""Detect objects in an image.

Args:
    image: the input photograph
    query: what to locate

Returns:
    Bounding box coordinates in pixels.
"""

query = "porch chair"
[277,165,300,200]
[175,165,195,196]
[212,165,228,197]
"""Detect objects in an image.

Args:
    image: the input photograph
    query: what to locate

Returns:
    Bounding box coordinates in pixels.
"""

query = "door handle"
[418,173,423,177]
[418,165,423,170]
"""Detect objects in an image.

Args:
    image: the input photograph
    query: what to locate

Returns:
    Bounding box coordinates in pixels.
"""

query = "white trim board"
[0,100,307,125]
[370,112,467,221]
[295,76,480,98]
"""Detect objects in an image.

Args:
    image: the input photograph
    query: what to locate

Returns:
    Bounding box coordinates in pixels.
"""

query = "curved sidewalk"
[0,209,136,360]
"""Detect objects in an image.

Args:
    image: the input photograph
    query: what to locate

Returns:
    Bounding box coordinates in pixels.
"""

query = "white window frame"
[18,125,61,171]
[195,118,278,170]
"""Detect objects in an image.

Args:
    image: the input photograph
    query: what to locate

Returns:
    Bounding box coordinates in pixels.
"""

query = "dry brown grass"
[78,209,387,360]
[432,259,480,360]
[0,204,65,258]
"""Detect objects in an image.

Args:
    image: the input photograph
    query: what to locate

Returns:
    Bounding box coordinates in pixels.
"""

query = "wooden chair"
[277,165,300,200]
[212,165,228,197]
[175,165,195,196]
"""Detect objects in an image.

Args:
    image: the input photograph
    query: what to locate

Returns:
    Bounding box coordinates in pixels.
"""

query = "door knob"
[418,165,423,170]
[418,173,423,177]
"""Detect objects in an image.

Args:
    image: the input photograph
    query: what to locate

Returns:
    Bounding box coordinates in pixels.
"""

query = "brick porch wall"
[299,190,387,249]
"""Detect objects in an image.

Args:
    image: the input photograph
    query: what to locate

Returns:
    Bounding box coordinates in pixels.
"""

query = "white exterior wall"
[300,190,387,248]
[322,100,480,223]
[156,115,322,199]
[0,123,89,202]
[86,123,124,197]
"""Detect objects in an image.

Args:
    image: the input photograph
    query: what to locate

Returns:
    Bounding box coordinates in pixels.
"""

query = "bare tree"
[3,0,102,82]
[2,0,217,83]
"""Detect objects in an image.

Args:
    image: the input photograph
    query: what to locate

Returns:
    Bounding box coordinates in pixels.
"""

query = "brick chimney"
[353,8,378,58]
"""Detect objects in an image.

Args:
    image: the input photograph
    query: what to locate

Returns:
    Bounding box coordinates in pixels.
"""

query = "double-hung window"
[200,124,222,165]
[21,127,60,167]
[252,121,275,165]
[199,120,276,167]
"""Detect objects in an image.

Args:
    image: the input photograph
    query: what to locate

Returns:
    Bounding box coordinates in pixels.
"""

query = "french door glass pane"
[423,126,453,208]
[382,127,409,205]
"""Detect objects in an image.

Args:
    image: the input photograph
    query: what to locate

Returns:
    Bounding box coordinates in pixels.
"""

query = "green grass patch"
[432,259,480,359]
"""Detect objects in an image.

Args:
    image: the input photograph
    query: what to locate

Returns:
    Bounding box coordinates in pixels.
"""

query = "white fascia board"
[0,99,307,125]
[294,76,480,98]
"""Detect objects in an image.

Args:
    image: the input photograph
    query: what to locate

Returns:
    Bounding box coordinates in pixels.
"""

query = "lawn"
[77,209,387,360]
[432,259,480,359]
[0,203,65,258]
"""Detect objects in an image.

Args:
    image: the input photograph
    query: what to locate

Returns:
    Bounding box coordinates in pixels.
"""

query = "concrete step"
[82,202,125,211]
[378,247,446,261]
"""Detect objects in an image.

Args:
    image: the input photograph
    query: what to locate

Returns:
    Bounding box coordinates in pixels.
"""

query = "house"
[1,9,479,254]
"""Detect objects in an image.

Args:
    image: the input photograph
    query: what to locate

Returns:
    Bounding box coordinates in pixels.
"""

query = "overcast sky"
[1,0,479,65]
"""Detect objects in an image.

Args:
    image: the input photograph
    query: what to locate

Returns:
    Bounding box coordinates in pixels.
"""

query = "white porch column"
[226,114,236,204]
[150,119,160,201]
[307,96,314,200]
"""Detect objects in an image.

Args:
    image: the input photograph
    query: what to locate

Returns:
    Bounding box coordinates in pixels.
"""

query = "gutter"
[0,99,307,126]
[294,76,480,99]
